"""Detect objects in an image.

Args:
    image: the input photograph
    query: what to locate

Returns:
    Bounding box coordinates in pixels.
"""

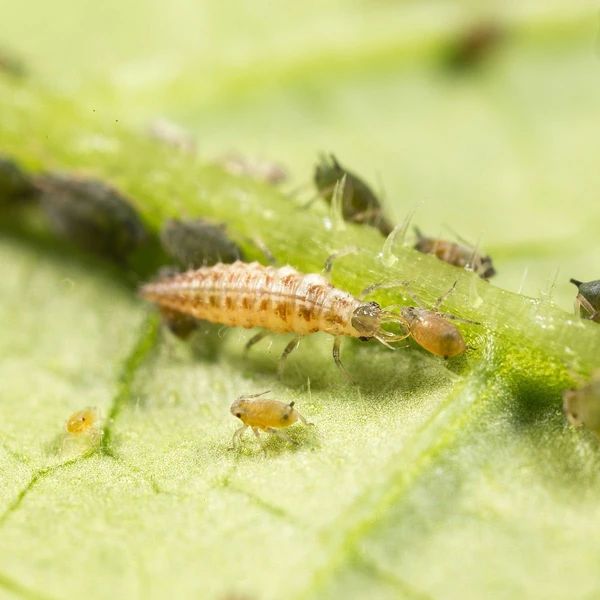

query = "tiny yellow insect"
[230,391,311,447]
[63,407,102,450]
[564,374,600,434]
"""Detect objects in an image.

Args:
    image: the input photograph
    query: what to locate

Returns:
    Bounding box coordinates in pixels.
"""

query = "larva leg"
[278,337,301,378]
[266,428,296,444]
[332,336,352,381]
[252,427,261,440]
[245,331,269,353]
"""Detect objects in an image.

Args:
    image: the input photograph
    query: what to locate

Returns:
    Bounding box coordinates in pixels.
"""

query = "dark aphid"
[0,48,27,78]
[0,156,37,202]
[444,21,505,71]
[160,218,243,268]
[414,227,496,280]
[564,374,600,434]
[34,173,146,259]
[570,279,600,323]
[313,154,394,236]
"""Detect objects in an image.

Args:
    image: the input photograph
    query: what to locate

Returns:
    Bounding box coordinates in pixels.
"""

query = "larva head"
[352,302,409,346]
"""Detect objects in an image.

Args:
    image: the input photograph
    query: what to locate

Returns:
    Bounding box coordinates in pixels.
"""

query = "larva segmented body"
[141,261,361,337]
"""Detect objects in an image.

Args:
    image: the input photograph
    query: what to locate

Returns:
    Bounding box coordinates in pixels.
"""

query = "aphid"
[62,407,102,451]
[34,173,146,259]
[313,154,394,236]
[147,118,197,154]
[444,21,505,71]
[413,227,496,280]
[217,152,287,185]
[570,278,600,323]
[0,156,36,202]
[0,48,26,78]
[564,374,600,434]
[160,218,243,268]
[140,260,410,376]
[230,391,310,447]
[363,281,471,358]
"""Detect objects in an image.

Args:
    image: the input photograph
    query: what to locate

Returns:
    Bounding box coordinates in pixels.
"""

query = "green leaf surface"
[1,2,600,599]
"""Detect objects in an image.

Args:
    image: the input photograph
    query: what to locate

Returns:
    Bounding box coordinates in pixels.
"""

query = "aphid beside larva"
[230,391,311,447]
[443,21,505,72]
[0,156,37,203]
[413,227,496,280]
[570,278,600,323]
[217,152,288,185]
[563,374,600,435]
[160,218,243,269]
[363,281,472,359]
[314,154,394,237]
[34,173,146,259]
[140,260,412,378]
[62,407,102,452]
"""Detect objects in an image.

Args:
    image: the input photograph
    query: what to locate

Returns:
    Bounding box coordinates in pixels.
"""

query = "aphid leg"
[576,294,598,321]
[323,245,359,276]
[245,331,270,353]
[266,427,296,444]
[332,337,353,381]
[230,424,248,449]
[278,337,301,378]
[433,281,458,311]
[438,312,480,326]
[294,408,313,426]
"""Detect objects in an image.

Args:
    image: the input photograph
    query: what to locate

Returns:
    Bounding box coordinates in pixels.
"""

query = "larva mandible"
[140,260,409,376]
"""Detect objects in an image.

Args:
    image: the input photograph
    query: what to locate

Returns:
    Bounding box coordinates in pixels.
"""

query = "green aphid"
[570,278,600,323]
[313,154,394,236]
[0,156,36,202]
[35,172,146,259]
[564,374,600,434]
[160,218,243,269]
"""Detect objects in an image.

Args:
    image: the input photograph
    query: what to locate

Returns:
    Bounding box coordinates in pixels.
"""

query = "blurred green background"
[2,2,600,600]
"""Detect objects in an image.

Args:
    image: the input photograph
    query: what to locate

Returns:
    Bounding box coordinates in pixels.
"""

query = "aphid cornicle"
[34,173,146,259]
[564,374,600,434]
[313,154,394,237]
[413,227,496,280]
[160,218,243,269]
[140,261,412,376]
[570,278,600,323]
[230,391,310,447]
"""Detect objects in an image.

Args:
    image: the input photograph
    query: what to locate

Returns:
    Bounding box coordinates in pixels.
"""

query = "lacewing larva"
[34,172,146,259]
[564,374,600,434]
[230,391,310,447]
[570,278,600,323]
[413,227,496,280]
[0,156,36,203]
[140,260,410,377]
[160,218,243,269]
[313,154,394,236]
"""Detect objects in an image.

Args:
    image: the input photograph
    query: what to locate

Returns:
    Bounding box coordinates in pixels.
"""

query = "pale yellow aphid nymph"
[230,391,310,447]
[65,407,100,434]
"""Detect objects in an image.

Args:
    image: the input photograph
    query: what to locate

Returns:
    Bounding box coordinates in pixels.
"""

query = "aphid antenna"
[240,390,271,400]
[433,280,459,311]
[323,245,360,275]
[443,223,476,248]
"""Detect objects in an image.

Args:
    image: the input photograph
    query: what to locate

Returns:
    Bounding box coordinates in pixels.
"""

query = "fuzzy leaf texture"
[1,2,600,599]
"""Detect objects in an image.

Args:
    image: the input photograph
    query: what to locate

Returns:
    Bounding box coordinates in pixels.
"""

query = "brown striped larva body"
[140,261,408,375]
